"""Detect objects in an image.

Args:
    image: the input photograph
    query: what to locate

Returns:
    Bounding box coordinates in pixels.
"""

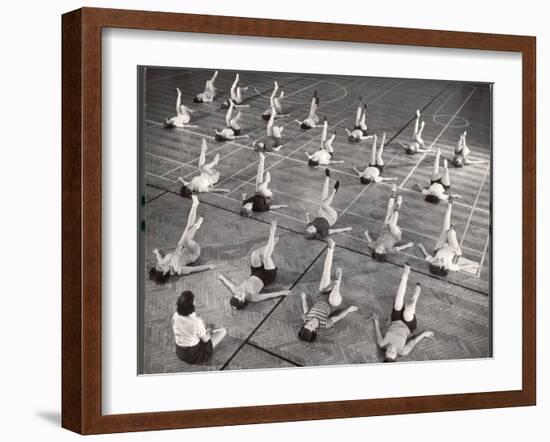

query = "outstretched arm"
[417,243,434,263]
[328,227,353,235]
[300,292,310,319]
[353,167,365,177]
[330,306,358,325]
[463,157,488,165]
[395,242,414,252]
[270,204,289,210]
[375,176,398,183]
[217,274,238,295]
[177,264,215,276]
[400,331,435,356]
[305,212,311,223]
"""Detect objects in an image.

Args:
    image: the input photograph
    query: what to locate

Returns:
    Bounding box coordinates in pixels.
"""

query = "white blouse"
[172,312,208,347]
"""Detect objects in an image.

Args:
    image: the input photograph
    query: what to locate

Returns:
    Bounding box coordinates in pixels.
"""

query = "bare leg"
[230,110,242,130]
[198,138,208,168]
[403,283,421,322]
[179,195,199,243]
[416,121,425,147]
[261,220,278,270]
[257,171,271,195]
[384,185,397,223]
[388,210,401,237]
[202,154,220,174]
[267,108,276,137]
[355,99,362,126]
[370,135,378,165]
[393,264,410,311]
[325,132,335,154]
[210,70,218,83]
[446,226,461,254]
[255,152,266,191]
[413,110,420,138]
[230,74,239,98]
[225,101,235,127]
[319,239,335,292]
[432,148,441,180]
[308,95,317,119]
[321,117,328,148]
[437,200,453,245]
[176,88,183,116]
[441,159,451,187]
[210,328,227,348]
[376,132,386,166]
[328,267,343,307]
[359,104,367,131]
[321,173,330,201]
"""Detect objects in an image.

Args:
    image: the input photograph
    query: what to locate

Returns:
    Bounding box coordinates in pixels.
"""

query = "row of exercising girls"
[171,226,434,365]
[172,137,478,270]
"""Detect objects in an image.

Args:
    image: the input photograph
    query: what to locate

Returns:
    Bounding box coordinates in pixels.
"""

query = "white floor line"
[459,164,490,247]
[145,172,177,183]
[398,87,478,189]
[477,233,491,277]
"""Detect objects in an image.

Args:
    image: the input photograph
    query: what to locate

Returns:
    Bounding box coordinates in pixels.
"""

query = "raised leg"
[328,267,343,307]
[376,132,386,166]
[393,264,410,311]
[255,152,266,191]
[319,239,335,292]
[388,209,401,237]
[321,117,328,147]
[403,283,421,322]
[413,110,420,137]
[370,135,378,165]
[321,172,330,201]
[437,200,453,245]
[432,147,441,180]
[225,101,234,127]
[355,98,362,126]
[257,171,271,195]
[210,70,218,83]
[176,88,183,116]
[441,159,451,187]
[359,104,367,131]
[198,138,208,168]
[266,108,276,137]
[261,220,278,270]
[179,195,199,243]
[383,186,397,223]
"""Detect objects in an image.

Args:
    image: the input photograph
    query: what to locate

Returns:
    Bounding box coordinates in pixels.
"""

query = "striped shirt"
[172,312,208,347]
[305,300,334,329]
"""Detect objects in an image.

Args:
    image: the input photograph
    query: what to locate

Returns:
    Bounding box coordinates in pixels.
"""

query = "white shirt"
[172,312,207,347]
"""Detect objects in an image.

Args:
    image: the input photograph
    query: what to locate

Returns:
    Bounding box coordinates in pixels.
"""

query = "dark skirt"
[175,340,213,364]
[250,264,278,286]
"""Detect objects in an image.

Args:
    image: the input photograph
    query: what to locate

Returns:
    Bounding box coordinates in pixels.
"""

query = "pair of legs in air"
[221,73,250,108]
[354,133,397,184]
[178,139,230,196]
[217,220,292,307]
[373,263,434,361]
[304,170,352,239]
[346,98,373,141]
[240,152,289,216]
[414,148,456,202]
[364,185,413,257]
[296,91,321,129]
[252,106,285,152]
[151,195,214,282]
[417,197,479,275]
[164,88,198,129]
[262,81,285,119]
[298,239,358,341]
[449,131,488,167]
[399,110,432,154]
[215,100,250,141]
[305,118,342,167]
[194,70,218,103]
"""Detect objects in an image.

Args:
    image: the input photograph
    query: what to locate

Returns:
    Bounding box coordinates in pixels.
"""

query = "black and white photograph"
[139,66,492,374]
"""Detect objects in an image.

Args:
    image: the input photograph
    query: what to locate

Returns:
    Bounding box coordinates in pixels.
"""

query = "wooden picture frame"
[62,7,536,434]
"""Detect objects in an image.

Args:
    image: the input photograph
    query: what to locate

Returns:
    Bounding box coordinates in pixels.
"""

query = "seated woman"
[417,196,479,276]
[193,70,218,103]
[303,169,352,240]
[262,81,285,120]
[221,73,250,109]
[372,263,434,362]
[164,88,197,129]
[172,291,227,364]
[298,239,359,342]
[240,152,289,217]
[364,185,414,261]
[346,98,373,142]
[305,117,343,167]
[214,100,250,141]
[354,133,398,184]
[448,131,488,167]
[399,110,433,154]
[296,91,321,129]
[217,220,292,309]
[149,195,215,284]
[178,138,230,197]
[413,147,456,203]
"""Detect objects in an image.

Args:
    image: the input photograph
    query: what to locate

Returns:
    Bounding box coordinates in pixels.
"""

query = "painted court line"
[399,87,478,189]
[459,163,490,247]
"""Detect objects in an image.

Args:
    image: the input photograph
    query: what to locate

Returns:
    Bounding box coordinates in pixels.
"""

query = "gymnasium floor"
[140,67,492,374]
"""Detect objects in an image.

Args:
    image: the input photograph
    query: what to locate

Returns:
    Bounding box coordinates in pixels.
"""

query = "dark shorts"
[431,177,451,191]
[406,147,416,155]
[369,163,384,173]
[175,340,213,364]
[251,264,278,286]
[391,307,417,333]
[231,127,241,136]
[308,159,320,167]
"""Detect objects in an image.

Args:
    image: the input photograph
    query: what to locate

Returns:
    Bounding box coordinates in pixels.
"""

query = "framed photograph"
[62,7,536,434]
